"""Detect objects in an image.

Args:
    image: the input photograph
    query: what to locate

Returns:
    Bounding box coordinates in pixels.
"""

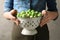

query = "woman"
[3,0,58,40]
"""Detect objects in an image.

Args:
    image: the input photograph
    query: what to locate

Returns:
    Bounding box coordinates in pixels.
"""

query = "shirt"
[4,0,57,12]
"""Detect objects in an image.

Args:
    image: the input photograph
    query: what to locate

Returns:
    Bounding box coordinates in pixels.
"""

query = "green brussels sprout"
[37,13,42,17]
[35,11,38,14]
[39,12,42,16]
[34,15,37,17]
[20,11,25,14]
[27,9,31,13]
[21,14,26,18]
[17,9,42,18]
[17,13,19,17]
[31,10,35,13]
[30,16,33,18]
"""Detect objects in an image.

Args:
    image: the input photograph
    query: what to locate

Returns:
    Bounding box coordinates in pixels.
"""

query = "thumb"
[10,9,17,16]
[42,10,47,17]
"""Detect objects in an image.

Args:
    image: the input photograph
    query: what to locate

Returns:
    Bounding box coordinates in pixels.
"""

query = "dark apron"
[12,23,49,40]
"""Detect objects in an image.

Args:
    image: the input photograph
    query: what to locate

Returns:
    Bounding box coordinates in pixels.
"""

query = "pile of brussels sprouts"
[17,9,42,18]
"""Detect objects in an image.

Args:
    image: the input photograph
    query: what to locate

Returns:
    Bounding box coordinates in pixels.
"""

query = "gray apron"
[12,23,49,40]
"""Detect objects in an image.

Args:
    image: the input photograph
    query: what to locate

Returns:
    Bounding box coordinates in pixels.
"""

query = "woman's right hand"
[3,9,20,25]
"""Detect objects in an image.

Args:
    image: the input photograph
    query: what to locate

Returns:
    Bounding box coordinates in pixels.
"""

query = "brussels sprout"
[34,15,37,18]
[17,9,42,18]
[35,11,38,14]
[17,13,21,17]
[21,14,25,18]
[39,12,42,16]
[20,11,25,14]
[37,13,42,17]
[27,9,31,13]
[30,16,33,18]
[31,10,35,13]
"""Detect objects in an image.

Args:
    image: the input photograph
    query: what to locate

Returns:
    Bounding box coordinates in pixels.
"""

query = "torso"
[13,0,46,12]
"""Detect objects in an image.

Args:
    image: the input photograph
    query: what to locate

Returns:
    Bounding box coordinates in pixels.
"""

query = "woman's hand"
[40,10,58,27]
[3,9,20,25]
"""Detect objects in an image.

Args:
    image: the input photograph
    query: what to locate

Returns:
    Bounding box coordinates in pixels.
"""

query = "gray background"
[0,0,60,40]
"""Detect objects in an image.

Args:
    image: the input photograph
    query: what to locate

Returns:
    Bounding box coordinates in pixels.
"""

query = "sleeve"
[4,0,13,12]
[46,0,58,20]
[46,0,58,11]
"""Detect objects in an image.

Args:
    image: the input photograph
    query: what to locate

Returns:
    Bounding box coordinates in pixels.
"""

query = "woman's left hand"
[40,10,58,27]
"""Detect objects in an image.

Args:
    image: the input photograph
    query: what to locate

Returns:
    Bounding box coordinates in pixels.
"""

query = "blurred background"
[0,0,60,40]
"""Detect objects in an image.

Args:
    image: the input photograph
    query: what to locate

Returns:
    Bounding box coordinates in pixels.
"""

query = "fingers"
[13,19,20,25]
[3,12,16,20]
[11,18,20,25]
[10,9,20,25]
[40,16,50,27]
[9,13,16,20]
[3,10,20,25]
[11,17,20,25]
[40,10,50,27]
[9,13,20,25]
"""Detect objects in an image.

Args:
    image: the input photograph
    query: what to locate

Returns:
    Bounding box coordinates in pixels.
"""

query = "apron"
[12,23,49,40]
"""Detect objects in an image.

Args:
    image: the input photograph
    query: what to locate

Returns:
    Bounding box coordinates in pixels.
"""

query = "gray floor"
[0,0,60,40]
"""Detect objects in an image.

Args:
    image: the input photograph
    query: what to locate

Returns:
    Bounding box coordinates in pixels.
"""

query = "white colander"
[18,17,41,35]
